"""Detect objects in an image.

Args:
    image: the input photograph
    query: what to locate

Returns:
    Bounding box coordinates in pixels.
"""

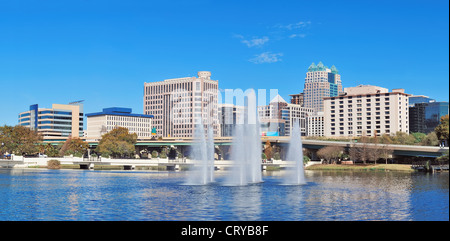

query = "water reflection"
[0,169,448,221]
[228,184,262,220]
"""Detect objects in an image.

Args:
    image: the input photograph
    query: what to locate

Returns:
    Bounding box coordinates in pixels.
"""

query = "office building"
[281,104,314,136]
[143,71,219,137]
[307,112,325,137]
[85,107,154,140]
[289,93,304,106]
[303,61,343,113]
[18,102,84,141]
[218,104,244,137]
[409,101,449,134]
[408,95,435,107]
[323,85,410,137]
[258,95,313,136]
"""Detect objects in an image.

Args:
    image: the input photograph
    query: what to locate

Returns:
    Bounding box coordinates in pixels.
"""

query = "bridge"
[2,138,446,169]
[1,156,288,171]
[84,136,448,158]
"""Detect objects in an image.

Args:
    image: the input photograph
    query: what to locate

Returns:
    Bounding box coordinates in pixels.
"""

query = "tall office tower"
[18,102,84,142]
[303,61,343,113]
[143,71,219,138]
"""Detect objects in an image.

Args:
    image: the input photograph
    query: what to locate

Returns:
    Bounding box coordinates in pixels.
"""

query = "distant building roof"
[270,94,287,103]
[307,61,337,73]
[85,107,154,118]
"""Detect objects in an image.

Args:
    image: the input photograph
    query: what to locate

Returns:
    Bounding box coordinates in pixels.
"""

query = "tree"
[317,146,344,164]
[60,137,89,157]
[436,150,449,163]
[379,144,394,164]
[0,125,43,156]
[41,143,61,157]
[420,132,439,146]
[273,152,281,160]
[303,155,310,164]
[96,127,137,158]
[264,140,273,160]
[411,132,427,144]
[435,115,449,142]
[379,134,394,145]
[392,131,416,145]
[349,136,372,164]
[367,142,381,164]
[261,153,267,160]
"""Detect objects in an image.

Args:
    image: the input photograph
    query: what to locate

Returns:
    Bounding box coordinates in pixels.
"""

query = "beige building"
[143,71,219,137]
[307,112,325,137]
[85,107,153,141]
[18,102,84,142]
[323,85,410,138]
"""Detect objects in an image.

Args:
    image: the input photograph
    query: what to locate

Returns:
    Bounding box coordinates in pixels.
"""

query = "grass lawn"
[305,164,414,172]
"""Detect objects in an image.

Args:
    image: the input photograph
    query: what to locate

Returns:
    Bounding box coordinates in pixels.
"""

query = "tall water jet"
[283,120,306,185]
[185,119,215,185]
[225,89,262,185]
[206,126,215,183]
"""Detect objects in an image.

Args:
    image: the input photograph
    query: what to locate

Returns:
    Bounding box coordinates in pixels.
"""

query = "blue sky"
[0,0,448,127]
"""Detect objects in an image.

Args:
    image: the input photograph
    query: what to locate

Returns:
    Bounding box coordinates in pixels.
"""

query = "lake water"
[0,168,448,221]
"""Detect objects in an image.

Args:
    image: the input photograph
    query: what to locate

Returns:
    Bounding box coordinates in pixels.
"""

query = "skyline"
[1,0,449,127]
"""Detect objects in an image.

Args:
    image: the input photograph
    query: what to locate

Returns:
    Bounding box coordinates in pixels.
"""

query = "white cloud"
[249,52,283,64]
[276,21,311,30]
[289,33,306,39]
[235,35,269,48]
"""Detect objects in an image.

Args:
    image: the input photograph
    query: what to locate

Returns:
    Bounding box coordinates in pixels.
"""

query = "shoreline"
[305,164,415,172]
[4,163,417,172]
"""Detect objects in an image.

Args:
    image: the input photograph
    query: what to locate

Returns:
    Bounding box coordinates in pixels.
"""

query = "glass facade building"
[409,95,435,107]
[18,103,84,142]
[409,102,449,134]
[304,61,343,113]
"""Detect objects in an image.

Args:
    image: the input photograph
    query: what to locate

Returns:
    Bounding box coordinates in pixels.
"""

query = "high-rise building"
[323,85,410,137]
[85,107,154,140]
[143,71,219,138]
[18,102,84,142]
[303,61,343,113]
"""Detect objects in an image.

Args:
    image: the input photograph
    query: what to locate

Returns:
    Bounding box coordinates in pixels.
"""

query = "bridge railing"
[83,156,102,162]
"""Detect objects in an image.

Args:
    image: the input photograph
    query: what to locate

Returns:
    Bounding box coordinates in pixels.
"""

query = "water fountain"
[283,120,306,185]
[225,90,262,186]
[185,119,215,185]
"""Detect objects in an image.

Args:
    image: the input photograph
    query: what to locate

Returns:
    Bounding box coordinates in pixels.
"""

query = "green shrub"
[47,159,61,169]
[273,152,281,160]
